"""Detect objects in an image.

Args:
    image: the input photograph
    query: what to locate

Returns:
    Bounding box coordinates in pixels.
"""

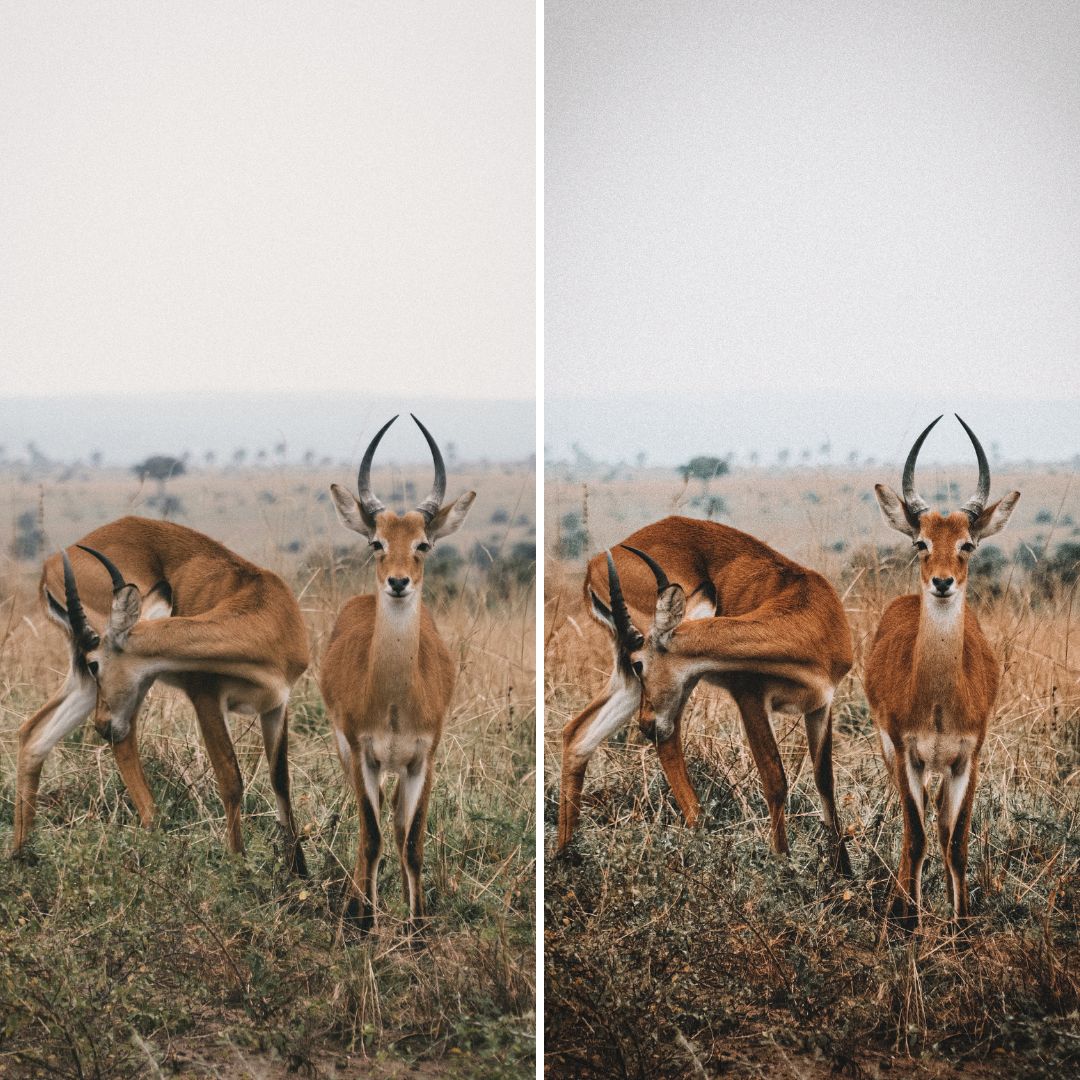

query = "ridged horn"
[77,545,127,591]
[621,545,671,593]
[605,551,635,648]
[356,415,397,519]
[901,415,942,518]
[955,414,991,522]
[411,414,446,523]
[62,551,99,651]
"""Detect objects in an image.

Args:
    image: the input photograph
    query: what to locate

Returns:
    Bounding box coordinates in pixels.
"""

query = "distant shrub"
[1034,508,1055,525]
[556,512,589,560]
[679,456,729,484]
[10,510,44,561]
[490,507,510,524]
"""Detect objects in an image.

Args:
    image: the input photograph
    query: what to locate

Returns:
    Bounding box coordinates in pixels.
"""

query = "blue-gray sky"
[546,1,1080,463]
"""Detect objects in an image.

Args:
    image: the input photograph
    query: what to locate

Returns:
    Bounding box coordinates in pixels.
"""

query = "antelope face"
[597,547,690,743]
[57,547,172,744]
[367,511,436,600]
[330,414,475,603]
[909,512,977,601]
[875,414,1019,605]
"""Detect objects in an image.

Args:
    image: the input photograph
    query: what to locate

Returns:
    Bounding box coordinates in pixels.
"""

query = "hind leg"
[260,704,308,876]
[804,704,851,876]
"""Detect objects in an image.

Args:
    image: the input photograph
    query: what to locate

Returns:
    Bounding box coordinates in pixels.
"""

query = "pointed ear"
[652,584,686,644]
[330,483,376,538]
[44,587,71,630]
[970,491,1020,541]
[875,484,921,538]
[107,584,142,647]
[426,491,476,541]
[141,580,173,621]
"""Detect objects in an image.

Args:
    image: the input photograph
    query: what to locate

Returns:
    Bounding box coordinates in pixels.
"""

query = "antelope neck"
[368,589,421,698]
[913,589,965,705]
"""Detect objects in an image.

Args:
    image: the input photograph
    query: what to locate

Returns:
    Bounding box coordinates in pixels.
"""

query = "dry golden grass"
[0,464,535,1079]
[544,465,1078,1079]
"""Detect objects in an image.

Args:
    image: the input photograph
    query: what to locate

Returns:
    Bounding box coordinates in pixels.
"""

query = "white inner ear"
[875,484,918,538]
[330,483,374,538]
[428,491,476,541]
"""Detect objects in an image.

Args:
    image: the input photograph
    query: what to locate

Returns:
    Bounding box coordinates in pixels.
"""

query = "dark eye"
[914,540,928,552]
[961,542,976,553]
[370,540,383,552]
[416,542,431,553]
[632,660,644,677]
[87,660,99,678]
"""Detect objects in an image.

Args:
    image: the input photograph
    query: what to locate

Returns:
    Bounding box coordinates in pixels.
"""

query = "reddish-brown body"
[865,415,1018,930]
[559,515,853,871]
[320,415,474,936]
[14,516,310,872]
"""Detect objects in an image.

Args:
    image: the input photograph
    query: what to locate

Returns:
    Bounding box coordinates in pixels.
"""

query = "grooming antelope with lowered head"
[866,415,1018,931]
[321,415,475,935]
[13,518,310,872]
[558,517,854,874]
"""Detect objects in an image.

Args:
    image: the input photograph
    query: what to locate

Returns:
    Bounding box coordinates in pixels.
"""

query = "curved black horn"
[955,414,991,521]
[77,545,127,591]
[411,414,447,523]
[605,551,636,647]
[900,415,942,518]
[621,545,671,593]
[62,551,99,651]
[356,415,398,519]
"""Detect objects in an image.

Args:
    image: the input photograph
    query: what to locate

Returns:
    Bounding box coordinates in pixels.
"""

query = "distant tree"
[678,455,729,492]
[303,449,316,468]
[204,449,216,468]
[274,441,287,461]
[635,450,647,469]
[777,448,790,466]
[233,448,247,467]
[89,450,103,469]
[133,455,186,487]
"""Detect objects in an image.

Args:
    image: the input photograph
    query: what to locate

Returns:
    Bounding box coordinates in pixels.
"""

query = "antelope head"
[875,414,1020,604]
[600,546,692,741]
[56,546,172,742]
[330,415,475,603]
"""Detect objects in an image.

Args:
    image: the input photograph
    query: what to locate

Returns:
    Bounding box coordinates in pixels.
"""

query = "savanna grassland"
[0,461,535,1078]
[545,463,1079,1079]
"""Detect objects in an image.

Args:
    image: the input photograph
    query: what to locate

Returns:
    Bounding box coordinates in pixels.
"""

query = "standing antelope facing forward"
[558,517,854,874]
[13,518,310,873]
[866,415,1019,931]
[321,415,475,935]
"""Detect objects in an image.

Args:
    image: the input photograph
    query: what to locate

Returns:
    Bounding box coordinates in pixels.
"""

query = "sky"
[1,2,534,401]
[546,0,1080,462]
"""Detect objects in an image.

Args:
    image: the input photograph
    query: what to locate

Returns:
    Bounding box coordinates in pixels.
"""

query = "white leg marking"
[575,674,641,757]
[360,750,383,913]
[335,729,352,770]
[26,677,97,762]
[879,730,896,772]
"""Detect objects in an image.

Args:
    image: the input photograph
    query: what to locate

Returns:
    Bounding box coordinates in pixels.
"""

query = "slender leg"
[260,704,308,876]
[13,667,97,854]
[804,705,852,876]
[393,753,433,936]
[731,686,790,855]
[939,755,977,923]
[557,665,641,853]
[110,702,156,829]
[891,747,927,932]
[653,711,701,827]
[346,742,382,933]
[187,686,246,855]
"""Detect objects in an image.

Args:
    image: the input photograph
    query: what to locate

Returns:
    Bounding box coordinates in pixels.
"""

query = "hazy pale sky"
[547,1,1080,429]
[1,1,534,399]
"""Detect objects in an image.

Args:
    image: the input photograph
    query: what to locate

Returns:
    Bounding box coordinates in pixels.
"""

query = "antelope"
[558,516,854,874]
[866,415,1019,930]
[13,517,310,874]
[320,415,474,935]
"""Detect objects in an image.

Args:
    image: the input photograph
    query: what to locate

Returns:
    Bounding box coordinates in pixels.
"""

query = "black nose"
[387,576,410,595]
[931,576,954,593]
